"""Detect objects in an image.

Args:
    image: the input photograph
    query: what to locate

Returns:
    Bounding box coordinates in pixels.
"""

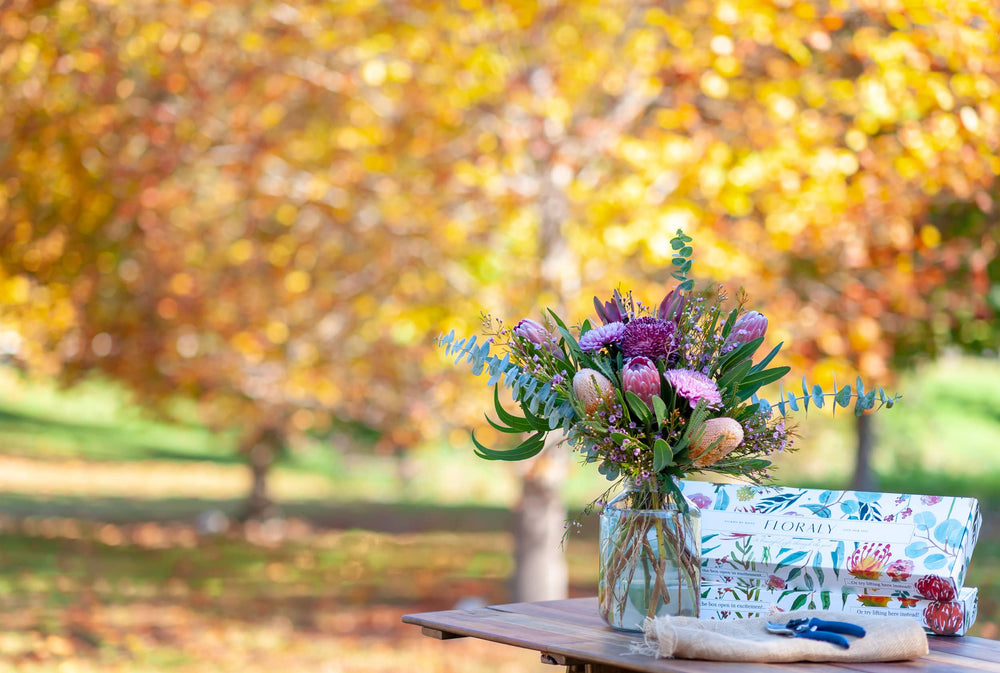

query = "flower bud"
[513,319,555,349]
[689,417,744,468]
[572,368,615,414]
[621,357,660,410]
[724,311,768,352]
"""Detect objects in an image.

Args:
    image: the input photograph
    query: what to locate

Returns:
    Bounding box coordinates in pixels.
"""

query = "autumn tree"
[2,0,999,599]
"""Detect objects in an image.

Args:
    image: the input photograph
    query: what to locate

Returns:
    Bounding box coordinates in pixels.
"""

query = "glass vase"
[598,480,701,631]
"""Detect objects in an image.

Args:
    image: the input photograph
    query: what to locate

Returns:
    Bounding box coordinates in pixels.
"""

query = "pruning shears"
[765,617,867,649]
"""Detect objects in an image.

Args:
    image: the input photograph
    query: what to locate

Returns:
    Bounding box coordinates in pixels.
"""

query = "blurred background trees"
[1,0,998,602]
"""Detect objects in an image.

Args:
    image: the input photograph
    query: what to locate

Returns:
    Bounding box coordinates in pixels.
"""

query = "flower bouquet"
[439,230,897,630]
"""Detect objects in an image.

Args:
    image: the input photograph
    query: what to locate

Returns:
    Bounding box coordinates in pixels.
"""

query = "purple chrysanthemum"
[665,368,722,409]
[620,317,675,360]
[579,321,625,353]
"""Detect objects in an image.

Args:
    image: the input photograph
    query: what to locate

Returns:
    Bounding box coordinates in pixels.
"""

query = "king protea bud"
[724,311,768,353]
[657,288,686,324]
[513,318,555,349]
[622,356,660,410]
[690,417,745,468]
[572,368,615,414]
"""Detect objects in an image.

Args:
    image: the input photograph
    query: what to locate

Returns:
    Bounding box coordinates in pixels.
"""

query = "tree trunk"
[512,435,568,601]
[850,414,878,492]
[241,427,282,521]
[510,109,575,601]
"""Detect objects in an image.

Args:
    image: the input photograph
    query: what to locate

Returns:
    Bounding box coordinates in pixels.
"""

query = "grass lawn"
[0,358,998,671]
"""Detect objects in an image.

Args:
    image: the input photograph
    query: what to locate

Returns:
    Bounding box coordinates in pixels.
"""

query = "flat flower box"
[700,583,978,636]
[680,480,982,602]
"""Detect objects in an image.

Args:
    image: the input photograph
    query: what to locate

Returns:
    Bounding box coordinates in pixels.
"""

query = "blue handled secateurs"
[765,617,867,649]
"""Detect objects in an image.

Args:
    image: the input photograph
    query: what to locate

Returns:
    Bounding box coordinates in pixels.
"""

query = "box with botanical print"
[680,480,982,601]
[700,583,978,636]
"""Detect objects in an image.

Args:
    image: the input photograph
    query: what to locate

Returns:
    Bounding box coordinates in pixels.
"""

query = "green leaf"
[472,431,546,461]
[790,594,809,611]
[491,385,533,432]
[624,390,653,425]
[749,341,784,373]
[736,366,791,400]
[718,337,764,374]
[653,438,674,471]
[834,384,853,407]
[719,308,739,339]
[485,413,527,434]
[652,395,668,428]
[812,384,825,408]
[717,358,752,397]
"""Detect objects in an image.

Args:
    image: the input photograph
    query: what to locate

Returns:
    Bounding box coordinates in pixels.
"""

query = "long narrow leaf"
[748,342,784,374]
[472,431,546,461]
[491,385,533,433]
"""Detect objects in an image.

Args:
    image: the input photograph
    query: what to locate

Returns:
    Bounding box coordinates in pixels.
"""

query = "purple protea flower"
[657,288,687,323]
[579,321,625,353]
[513,318,555,349]
[593,291,628,325]
[665,368,722,409]
[620,317,676,360]
[724,311,768,352]
[622,356,661,409]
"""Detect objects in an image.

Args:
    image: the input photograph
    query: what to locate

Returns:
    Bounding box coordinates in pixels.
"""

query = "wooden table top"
[402,597,1000,673]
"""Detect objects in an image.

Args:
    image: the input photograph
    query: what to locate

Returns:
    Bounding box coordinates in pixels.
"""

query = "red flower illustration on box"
[847,543,892,580]
[886,559,915,582]
[766,575,785,590]
[924,601,964,635]
[898,597,919,608]
[915,575,956,601]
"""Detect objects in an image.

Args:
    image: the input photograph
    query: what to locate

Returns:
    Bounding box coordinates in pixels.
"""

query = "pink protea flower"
[579,322,625,353]
[621,357,660,409]
[724,311,768,352]
[766,575,786,590]
[689,493,712,509]
[513,319,555,349]
[664,369,722,409]
[620,317,676,360]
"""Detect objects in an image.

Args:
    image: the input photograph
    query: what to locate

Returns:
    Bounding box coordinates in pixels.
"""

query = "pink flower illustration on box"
[847,543,892,581]
[920,495,943,506]
[689,493,713,509]
[886,559,915,581]
[766,575,785,590]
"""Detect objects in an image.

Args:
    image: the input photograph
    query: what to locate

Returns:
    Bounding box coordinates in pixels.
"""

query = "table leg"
[541,652,628,673]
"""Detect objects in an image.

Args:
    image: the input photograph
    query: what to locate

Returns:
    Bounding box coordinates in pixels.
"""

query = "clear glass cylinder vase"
[598,481,701,631]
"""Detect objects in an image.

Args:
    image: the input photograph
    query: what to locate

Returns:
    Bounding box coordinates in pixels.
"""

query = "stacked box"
[680,480,982,635]
[699,584,978,636]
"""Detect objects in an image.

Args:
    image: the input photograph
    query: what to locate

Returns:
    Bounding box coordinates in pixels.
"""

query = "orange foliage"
[0,0,997,446]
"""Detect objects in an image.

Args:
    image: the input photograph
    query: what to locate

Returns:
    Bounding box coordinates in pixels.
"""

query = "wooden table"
[403,597,1000,673]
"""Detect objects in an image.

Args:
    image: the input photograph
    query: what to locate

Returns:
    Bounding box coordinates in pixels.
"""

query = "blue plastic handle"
[798,630,850,649]
[806,618,866,639]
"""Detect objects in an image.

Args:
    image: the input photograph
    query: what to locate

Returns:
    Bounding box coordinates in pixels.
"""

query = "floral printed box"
[680,480,982,601]
[699,583,978,636]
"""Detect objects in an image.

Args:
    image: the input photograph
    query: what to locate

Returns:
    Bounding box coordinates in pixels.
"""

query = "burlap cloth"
[638,609,928,662]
